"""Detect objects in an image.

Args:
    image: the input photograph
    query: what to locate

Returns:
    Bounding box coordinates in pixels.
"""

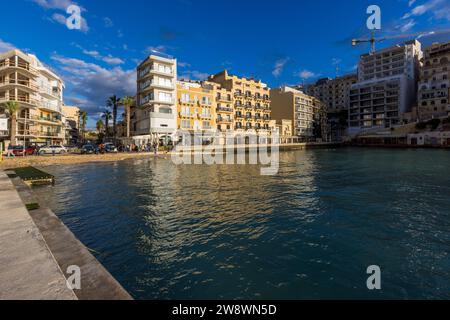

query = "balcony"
[216,95,232,103]
[0,60,38,76]
[217,106,233,113]
[217,117,233,123]
[235,113,244,119]
[0,79,39,91]
[244,104,253,110]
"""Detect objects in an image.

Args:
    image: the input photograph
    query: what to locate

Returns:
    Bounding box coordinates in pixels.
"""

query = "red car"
[9,145,36,156]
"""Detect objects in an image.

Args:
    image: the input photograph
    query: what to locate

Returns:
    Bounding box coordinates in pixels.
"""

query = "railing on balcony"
[217,106,233,112]
[0,79,39,90]
[0,60,38,74]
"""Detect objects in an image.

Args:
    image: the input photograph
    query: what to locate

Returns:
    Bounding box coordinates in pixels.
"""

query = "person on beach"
[6,145,15,158]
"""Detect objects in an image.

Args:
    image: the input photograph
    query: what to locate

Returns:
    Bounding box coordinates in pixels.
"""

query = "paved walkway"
[0,171,76,300]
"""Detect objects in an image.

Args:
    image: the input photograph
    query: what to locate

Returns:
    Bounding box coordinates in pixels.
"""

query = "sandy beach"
[0,152,166,169]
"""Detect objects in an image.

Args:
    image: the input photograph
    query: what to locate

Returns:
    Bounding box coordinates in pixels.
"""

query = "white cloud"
[408,0,416,6]
[295,70,317,79]
[32,0,76,10]
[178,61,191,68]
[51,54,136,116]
[0,39,15,52]
[179,70,209,81]
[102,55,125,65]
[272,57,290,78]
[73,44,125,65]
[145,45,168,54]
[33,0,89,32]
[402,0,446,19]
[400,19,416,32]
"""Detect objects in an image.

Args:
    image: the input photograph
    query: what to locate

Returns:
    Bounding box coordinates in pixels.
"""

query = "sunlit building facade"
[0,49,65,146]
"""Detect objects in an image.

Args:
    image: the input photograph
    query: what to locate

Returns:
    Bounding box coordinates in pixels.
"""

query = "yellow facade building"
[177,80,216,134]
[208,70,272,133]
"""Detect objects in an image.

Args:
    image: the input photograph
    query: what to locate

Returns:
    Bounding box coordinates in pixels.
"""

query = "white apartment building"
[0,49,65,146]
[133,54,177,144]
[349,40,423,134]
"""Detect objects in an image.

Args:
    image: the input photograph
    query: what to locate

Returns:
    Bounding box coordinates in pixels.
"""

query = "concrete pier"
[0,170,132,300]
[0,171,76,300]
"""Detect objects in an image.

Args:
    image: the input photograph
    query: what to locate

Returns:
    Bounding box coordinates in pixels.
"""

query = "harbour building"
[348,40,422,134]
[270,86,326,141]
[308,74,357,112]
[177,80,216,136]
[208,70,272,134]
[134,54,177,145]
[417,41,450,121]
[0,49,65,146]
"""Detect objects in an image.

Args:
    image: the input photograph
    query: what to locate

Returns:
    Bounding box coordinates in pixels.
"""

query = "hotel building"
[349,40,422,134]
[308,74,357,111]
[208,70,272,133]
[270,86,326,141]
[417,41,450,121]
[0,49,65,146]
[134,54,177,144]
[177,80,216,135]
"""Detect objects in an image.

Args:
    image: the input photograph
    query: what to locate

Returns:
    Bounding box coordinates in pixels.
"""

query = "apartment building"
[270,86,326,141]
[418,41,450,121]
[208,70,272,133]
[134,54,177,144]
[348,40,422,134]
[62,105,80,144]
[177,80,216,135]
[308,74,357,111]
[0,49,65,146]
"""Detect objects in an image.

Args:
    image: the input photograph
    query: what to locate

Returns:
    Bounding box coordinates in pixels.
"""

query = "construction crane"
[352,29,450,54]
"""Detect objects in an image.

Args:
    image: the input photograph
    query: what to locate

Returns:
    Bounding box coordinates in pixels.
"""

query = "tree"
[107,95,121,140]
[121,96,134,138]
[3,101,19,146]
[79,111,88,142]
[102,110,112,137]
[96,119,104,133]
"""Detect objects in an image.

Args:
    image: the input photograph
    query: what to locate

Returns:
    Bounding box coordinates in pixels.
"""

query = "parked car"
[80,144,98,154]
[9,145,36,156]
[105,143,118,153]
[39,145,67,155]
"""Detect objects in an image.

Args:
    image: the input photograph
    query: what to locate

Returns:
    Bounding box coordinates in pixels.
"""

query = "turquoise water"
[33,148,450,299]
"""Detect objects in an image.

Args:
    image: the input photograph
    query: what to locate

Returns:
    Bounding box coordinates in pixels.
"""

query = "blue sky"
[1,0,449,128]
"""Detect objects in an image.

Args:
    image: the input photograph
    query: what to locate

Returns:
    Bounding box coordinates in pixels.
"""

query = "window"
[181,93,190,102]
[181,120,190,129]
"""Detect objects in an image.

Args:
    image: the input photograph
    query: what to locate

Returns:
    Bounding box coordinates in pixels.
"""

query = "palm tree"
[96,119,104,133]
[3,101,19,145]
[107,95,121,140]
[79,111,88,142]
[102,110,112,137]
[121,96,134,138]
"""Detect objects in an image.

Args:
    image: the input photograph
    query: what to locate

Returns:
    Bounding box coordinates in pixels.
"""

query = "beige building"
[0,49,65,146]
[418,41,450,121]
[271,86,326,141]
[308,74,357,111]
[134,54,177,144]
[208,70,272,133]
[62,105,80,145]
